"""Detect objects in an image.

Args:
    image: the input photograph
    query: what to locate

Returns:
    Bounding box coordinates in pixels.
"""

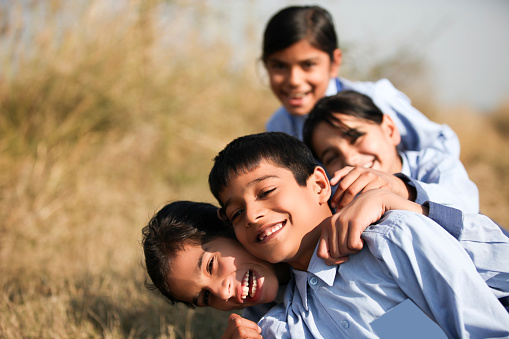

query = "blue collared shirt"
[398,148,479,213]
[259,210,509,338]
[265,77,460,158]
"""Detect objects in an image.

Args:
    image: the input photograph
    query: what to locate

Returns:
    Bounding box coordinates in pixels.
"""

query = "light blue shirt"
[259,210,509,338]
[265,77,460,158]
[399,147,479,213]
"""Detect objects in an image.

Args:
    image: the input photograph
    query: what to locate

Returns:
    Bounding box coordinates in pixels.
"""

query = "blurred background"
[1,0,508,337]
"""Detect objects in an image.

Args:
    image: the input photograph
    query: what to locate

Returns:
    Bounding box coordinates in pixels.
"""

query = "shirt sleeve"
[258,304,291,339]
[394,173,464,239]
[363,210,509,338]
[397,147,480,213]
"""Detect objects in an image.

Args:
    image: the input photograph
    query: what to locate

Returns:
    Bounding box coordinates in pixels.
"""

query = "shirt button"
[309,277,318,285]
[342,320,350,329]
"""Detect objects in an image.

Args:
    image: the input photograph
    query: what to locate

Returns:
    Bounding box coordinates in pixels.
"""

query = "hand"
[318,189,425,265]
[221,314,263,339]
[329,166,410,210]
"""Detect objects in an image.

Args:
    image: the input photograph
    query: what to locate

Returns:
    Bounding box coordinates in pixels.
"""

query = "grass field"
[1,1,508,338]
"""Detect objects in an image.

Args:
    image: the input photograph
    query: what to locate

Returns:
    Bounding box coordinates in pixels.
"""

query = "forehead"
[267,39,329,61]
[167,242,204,303]
[219,161,294,199]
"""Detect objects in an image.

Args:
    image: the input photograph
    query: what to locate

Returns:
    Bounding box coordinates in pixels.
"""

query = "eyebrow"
[222,174,279,210]
[192,250,206,306]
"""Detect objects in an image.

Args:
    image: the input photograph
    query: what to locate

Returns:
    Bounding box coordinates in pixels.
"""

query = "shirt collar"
[326,77,340,96]
[292,243,338,310]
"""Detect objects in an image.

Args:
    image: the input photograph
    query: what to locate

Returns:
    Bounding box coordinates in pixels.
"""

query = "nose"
[341,146,359,168]
[210,276,232,302]
[245,201,265,226]
[287,66,303,87]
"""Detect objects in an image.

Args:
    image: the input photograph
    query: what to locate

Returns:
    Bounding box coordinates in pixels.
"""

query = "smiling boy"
[209,132,509,338]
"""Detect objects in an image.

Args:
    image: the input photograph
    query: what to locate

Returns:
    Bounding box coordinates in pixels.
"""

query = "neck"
[288,220,325,271]
[394,152,403,173]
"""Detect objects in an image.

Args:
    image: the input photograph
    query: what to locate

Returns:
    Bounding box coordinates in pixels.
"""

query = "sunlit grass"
[1,0,508,338]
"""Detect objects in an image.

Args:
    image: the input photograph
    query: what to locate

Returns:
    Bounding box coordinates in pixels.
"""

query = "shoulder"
[266,106,291,131]
[340,77,404,97]
[362,210,442,253]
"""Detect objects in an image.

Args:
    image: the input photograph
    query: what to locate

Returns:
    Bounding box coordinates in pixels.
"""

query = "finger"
[348,235,365,252]
[330,168,359,208]
[329,166,354,186]
[229,315,261,332]
[317,228,331,260]
[221,315,262,339]
[334,214,353,256]
[323,255,350,266]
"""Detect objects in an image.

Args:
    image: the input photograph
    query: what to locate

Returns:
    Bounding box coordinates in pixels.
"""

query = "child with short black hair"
[208,131,509,338]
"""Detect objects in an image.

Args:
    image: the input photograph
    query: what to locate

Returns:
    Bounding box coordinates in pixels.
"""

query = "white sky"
[221,0,509,112]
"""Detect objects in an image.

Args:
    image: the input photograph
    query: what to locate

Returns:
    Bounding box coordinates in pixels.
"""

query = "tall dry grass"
[1,1,508,338]
[0,1,275,338]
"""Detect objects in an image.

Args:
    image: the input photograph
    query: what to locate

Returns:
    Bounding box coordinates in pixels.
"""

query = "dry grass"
[0,1,507,338]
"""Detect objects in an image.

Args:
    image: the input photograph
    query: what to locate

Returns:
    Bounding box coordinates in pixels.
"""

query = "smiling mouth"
[257,221,286,242]
[287,92,308,99]
[362,160,374,169]
[241,270,257,300]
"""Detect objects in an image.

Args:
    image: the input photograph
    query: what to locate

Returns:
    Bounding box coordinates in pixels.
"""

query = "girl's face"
[310,113,402,176]
[264,39,341,117]
[167,236,281,311]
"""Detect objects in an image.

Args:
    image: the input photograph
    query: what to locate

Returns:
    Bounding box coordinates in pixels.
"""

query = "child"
[142,200,289,312]
[208,131,509,338]
[262,5,459,158]
[302,90,479,214]
[142,194,509,338]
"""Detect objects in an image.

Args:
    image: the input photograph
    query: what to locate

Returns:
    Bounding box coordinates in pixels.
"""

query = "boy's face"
[310,113,402,176]
[265,39,341,117]
[167,236,280,311]
[218,161,331,269]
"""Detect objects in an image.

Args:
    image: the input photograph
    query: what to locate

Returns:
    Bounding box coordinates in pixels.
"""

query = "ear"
[382,114,401,147]
[310,166,331,205]
[217,208,228,222]
[329,48,342,77]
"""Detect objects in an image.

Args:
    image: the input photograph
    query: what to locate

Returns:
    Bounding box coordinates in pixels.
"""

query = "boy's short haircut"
[208,132,318,204]
[142,201,235,308]
[303,90,384,159]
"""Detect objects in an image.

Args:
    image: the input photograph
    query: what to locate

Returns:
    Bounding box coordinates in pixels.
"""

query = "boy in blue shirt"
[209,132,509,338]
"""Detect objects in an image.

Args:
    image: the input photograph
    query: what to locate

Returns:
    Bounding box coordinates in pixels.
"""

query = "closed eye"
[344,129,365,144]
[229,209,244,223]
[302,60,316,69]
[323,153,338,166]
[259,187,276,199]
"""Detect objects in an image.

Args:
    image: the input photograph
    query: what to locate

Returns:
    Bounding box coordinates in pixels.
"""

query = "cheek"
[309,69,331,90]
[268,72,285,86]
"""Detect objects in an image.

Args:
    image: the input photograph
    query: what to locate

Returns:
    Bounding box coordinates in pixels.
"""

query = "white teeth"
[289,93,306,99]
[250,278,257,297]
[241,271,257,300]
[258,223,283,241]
[241,271,249,299]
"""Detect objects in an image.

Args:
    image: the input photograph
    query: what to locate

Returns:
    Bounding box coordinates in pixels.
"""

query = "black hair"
[208,132,318,205]
[303,90,384,159]
[262,5,338,62]
[141,201,235,308]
